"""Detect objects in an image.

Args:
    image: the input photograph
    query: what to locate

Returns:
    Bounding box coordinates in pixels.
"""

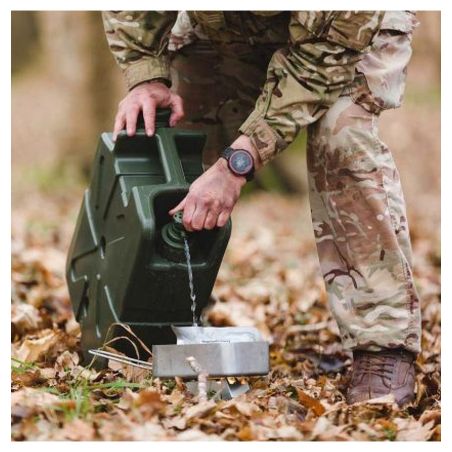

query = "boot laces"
[356,353,396,380]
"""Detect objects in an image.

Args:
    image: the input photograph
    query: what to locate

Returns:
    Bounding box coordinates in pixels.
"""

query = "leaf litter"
[11,192,440,441]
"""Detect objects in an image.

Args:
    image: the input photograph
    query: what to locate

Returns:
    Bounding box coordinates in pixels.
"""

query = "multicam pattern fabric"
[102,11,384,163]
[103,11,421,354]
[350,12,419,114]
[102,11,177,89]
[238,11,384,164]
[307,96,421,353]
[307,12,421,354]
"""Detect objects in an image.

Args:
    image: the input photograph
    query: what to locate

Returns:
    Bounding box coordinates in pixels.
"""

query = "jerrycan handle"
[135,108,187,185]
[155,109,186,185]
[155,109,171,128]
[136,108,171,130]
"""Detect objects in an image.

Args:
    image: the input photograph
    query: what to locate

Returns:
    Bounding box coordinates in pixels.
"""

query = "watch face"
[229,150,253,176]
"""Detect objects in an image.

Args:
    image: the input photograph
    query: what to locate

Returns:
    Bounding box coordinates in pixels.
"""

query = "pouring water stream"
[183,236,198,326]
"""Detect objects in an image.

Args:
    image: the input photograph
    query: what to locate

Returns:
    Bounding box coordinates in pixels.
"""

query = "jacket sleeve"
[102,11,177,90]
[239,11,384,165]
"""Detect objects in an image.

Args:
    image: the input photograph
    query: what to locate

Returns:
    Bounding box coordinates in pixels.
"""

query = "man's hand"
[113,81,184,140]
[169,159,245,231]
[169,134,262,231]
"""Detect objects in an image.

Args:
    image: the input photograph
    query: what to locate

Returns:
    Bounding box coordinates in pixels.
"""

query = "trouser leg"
[307,96,421,354]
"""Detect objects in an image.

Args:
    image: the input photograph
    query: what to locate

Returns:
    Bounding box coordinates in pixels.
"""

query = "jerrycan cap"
[160,212,192,261]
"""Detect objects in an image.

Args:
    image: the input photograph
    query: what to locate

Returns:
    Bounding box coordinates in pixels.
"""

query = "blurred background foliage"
[11,11,440,205]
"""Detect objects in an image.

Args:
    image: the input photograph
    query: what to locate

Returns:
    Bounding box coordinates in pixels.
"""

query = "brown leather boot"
[346,348,416,406]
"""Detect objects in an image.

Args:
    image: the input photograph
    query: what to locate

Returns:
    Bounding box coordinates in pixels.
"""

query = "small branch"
[186,356,208,403]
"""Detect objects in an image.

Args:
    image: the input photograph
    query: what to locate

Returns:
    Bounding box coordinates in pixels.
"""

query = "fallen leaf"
[64,316,80,335]
[13,329,60,362]
[296,388,326,416]
[395,418,436,441]
[236,424,254,440]
[272,426,304,440]
[183,400,217,422]
[11,369,44,388]
[311,417,346,440]
[162,416,187,430]
[11,303,42,335]
[55,350,79,374]
[419,409,441,427]
[130,423,174,440]
[231,399,261,417]
[175,428,221,441]
[134,389,166,418]
[11,387,60,418]
[58,419,96,441]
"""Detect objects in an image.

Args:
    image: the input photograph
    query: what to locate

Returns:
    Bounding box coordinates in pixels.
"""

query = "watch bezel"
[228,149,254,176]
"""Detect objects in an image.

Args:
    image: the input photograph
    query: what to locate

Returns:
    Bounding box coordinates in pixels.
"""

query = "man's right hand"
[113,81,185,141]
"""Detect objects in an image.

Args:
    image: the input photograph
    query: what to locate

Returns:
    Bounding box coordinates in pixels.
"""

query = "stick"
[186,356,208,403]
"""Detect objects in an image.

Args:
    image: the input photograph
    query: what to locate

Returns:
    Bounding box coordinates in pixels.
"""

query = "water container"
[65,110,231,361]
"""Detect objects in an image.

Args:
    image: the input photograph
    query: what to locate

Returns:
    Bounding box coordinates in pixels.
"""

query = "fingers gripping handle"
[136,108,172,130]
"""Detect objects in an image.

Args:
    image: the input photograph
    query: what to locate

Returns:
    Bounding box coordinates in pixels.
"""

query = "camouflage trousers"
[170,21,421,354]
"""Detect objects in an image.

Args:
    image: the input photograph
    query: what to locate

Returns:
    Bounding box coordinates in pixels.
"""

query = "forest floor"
[11,183,440,440]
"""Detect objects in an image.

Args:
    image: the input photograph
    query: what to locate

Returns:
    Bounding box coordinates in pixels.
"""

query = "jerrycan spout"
[160,211,192,262]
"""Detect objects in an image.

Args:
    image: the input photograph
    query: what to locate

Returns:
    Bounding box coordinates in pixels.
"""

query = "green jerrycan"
[66,110,231,362]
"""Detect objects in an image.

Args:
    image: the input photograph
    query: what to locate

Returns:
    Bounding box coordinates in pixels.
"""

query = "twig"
[186,356,208,403]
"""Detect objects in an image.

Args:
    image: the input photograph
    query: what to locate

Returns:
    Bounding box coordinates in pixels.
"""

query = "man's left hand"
[169,158,246,231]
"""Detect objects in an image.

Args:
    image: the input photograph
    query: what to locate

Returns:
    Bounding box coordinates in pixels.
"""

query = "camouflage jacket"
[103,11,385,164]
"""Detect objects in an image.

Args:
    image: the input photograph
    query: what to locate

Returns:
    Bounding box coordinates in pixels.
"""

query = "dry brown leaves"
[11,193,440,441]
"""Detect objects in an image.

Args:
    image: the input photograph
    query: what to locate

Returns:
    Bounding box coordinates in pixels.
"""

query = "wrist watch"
[220,147,255,182]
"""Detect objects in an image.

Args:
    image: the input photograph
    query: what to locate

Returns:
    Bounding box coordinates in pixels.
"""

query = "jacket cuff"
[239,110,288,165]
[123,58,171,90]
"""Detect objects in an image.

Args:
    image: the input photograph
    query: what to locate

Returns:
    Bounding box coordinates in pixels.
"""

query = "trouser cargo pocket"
[347,11,419,114]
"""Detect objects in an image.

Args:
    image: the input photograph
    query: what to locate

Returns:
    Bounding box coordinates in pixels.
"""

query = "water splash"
[183,237,198,326]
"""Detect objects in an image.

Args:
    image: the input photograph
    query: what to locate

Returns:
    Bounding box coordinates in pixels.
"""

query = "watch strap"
[221,147,235,160]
